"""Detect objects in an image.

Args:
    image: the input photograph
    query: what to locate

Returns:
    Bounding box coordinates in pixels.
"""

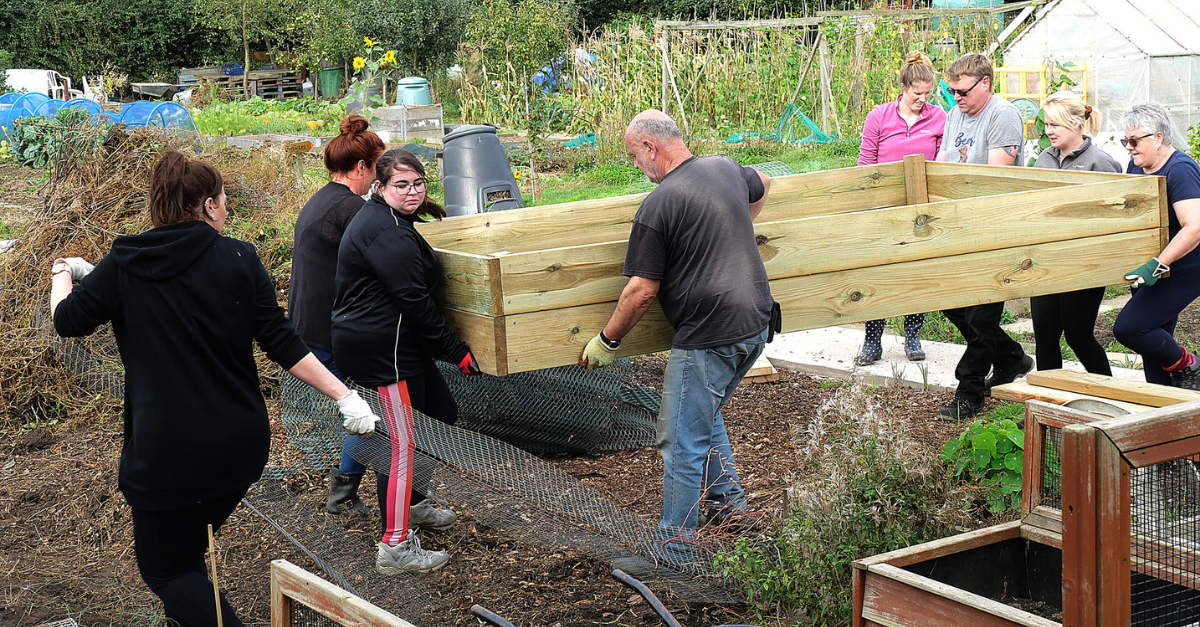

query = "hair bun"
[905,51,924,66]
[340,115,370,136]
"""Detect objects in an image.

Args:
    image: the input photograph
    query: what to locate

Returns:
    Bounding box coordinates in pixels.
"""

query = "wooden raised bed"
[855,375,1200,627]
[418,156,1167,376]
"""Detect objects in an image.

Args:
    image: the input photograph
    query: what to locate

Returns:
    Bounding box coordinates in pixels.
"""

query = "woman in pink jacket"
[854,51,947,366]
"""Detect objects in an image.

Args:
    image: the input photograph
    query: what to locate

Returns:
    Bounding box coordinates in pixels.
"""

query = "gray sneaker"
[376,531,450,575]
[409,501,457,530]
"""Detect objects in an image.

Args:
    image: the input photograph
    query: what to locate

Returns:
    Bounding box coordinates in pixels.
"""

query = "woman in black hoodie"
[51,151,380,627]
[332,149,480,575]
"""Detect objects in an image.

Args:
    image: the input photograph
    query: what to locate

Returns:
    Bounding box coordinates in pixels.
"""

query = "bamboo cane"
[208,524,224,627]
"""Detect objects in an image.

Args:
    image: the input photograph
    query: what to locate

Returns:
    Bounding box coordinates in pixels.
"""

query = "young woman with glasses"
[331,148,481,574]
[1113,103,1200,389]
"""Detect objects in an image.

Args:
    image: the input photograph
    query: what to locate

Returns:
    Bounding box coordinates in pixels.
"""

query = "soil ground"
[1,355,967,627]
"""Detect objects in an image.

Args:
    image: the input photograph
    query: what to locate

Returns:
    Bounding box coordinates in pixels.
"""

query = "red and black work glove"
[458,351,481,376]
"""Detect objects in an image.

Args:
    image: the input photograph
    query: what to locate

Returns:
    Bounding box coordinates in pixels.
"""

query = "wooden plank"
[744,355,777,382]
[1019,521,1062,549]
[854,566,868,627]
[1158,176,1170,253]
[270,559,417,627]
[1025,370,1200,408]
[270,560,291,627]
[1089,401,1200,453]
[855,521,1021,569]
[1095,439,1130,624]
[441,308,507,376]
[496,241,627,316]
[925,161,1131,202]
[991,381,1153,415]
[489,229,1159,374]
[862,564,1059,627]
[1061,424,1099,627]
[904,154,929,206]
[418,163,908,255]
[435,250,503,316]
[1023,401,1045,515]
[1123,434,1200,468]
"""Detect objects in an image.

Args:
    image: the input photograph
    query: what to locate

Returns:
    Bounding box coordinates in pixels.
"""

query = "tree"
[196,0,304,98]
[351,0,471,76]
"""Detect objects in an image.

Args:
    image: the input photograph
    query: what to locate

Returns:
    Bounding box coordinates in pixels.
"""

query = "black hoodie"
[331,195,469,385]
[54,220,310,510]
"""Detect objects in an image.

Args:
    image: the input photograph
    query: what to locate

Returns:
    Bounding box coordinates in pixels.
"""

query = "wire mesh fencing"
[45,319,748,620]
[1130,454,1200,627]
[1041,425,1063,510]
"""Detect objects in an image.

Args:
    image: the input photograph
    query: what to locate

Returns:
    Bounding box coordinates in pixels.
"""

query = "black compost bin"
[442,124,523,217]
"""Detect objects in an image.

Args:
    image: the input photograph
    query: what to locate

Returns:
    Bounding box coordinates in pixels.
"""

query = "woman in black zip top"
[332,148,481,575]
[50,151,379,627]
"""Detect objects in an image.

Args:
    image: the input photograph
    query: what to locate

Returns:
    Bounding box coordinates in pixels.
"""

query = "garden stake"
[208,523,223,627]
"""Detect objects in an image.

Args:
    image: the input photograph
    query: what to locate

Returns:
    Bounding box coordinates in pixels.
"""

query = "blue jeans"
[655,327,768,567]
[310,347,366,476]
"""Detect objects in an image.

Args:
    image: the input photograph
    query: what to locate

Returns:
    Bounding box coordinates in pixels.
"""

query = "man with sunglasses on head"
[933,52,1033,420]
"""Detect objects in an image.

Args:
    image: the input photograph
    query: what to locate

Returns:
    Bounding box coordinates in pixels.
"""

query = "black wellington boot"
[325,468,369,515]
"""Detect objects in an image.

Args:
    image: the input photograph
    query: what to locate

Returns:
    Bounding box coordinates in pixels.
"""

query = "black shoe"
[1170,361,1200,391]
[326,468,370,515]
[984,355,1035,393]
[854,345,882,366]
[937,397,983,421]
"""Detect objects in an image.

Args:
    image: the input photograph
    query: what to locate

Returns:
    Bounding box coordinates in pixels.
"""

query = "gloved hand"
[457,351,481,376]
[336,390,379,437]
[579,332,618,371]
[1125,257,1170,287]
[51,257,95,281]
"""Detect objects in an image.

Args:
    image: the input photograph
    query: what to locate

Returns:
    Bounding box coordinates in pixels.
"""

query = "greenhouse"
[1002,0,1200,136]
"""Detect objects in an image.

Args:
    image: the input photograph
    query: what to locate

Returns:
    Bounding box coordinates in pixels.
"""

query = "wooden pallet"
[418,156,1167,376]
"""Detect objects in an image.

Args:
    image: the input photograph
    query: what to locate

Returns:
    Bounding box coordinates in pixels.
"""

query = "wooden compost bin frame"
[418,155,1167,376]
[853,398,1096,627]
[270,559,416,627]
[854,372,1200,627]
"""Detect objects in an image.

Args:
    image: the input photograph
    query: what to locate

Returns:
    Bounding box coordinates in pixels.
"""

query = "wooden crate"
[371,104,443,141]
[418,156,1167,376]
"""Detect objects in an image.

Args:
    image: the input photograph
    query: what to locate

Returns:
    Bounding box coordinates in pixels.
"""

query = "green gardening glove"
[1125,257,1170,288]
[579,332,619,371]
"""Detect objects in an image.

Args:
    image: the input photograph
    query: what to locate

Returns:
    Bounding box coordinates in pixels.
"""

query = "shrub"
[352,0,471,75]
[716,383,974,624]
[9,108,108,169]
[1188,123,1199,161]
[942,403,1026,513]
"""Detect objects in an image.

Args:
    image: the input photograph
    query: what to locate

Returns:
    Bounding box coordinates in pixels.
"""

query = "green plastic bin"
[319,67,344,98]
[398,77,432,106]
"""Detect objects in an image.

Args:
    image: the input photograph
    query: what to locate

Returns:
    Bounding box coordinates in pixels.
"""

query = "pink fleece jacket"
[858,95,947,165]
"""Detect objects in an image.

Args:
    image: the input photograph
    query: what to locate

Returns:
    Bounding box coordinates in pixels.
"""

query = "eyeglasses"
[947,75,986,98]
[386,180,427,193]
[1120,133,1157,149]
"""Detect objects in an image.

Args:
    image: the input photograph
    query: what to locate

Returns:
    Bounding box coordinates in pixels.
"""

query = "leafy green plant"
[192,96,345,136]
[8,108,108,169]
[942,408,1025,512]
[338,38,396,118]
[1188,123,1200,161]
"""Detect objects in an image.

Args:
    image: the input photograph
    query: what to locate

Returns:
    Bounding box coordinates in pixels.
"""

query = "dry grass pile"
[0,122,322,431]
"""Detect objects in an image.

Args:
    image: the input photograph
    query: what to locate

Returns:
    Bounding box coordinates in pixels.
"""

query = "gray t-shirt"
[623,156,772,350]
[944,95,1025,166]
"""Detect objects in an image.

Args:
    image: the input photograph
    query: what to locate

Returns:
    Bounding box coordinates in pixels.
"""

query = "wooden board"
[991,381,1152,416]
[467,176,1160,317]
[925,161,1127,202]
[744,355,778,383]
[1025,370,1200,408]
[467,229,1157,374]
[860,564,1059,627]
[270,560,416,627]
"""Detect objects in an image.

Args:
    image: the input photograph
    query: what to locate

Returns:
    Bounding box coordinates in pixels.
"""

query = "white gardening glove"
[336,390,379,437]
[52,257,95,281]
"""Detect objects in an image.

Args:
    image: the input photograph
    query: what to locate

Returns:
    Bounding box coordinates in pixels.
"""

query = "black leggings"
[1114,266,1200,384]
[1030,287,1111,375]
[132,491,247,627]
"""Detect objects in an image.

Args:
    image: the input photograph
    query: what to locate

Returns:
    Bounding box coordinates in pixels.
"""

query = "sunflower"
[353,56,366,71]
[383,50,397,67]
[363,37,374,47]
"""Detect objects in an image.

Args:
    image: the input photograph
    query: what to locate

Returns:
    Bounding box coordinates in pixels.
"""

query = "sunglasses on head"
[1120,133,1157,149]
[947,75,986,98]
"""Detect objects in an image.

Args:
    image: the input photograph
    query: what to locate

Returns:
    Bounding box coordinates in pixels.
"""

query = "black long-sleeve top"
[331,195,469,385]
[54,220,310,510]
[288,182,365,353]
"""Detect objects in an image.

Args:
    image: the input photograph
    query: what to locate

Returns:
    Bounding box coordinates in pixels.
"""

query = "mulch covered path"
[0,356,987,627]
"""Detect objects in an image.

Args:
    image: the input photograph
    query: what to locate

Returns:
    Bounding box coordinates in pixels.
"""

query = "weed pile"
[717,381,981,625]
[0,123,321,431]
